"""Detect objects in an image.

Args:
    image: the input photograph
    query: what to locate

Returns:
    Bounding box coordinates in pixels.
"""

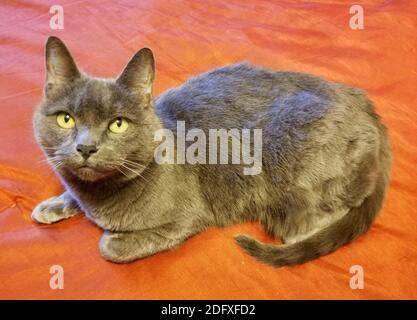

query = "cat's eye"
[56,112,75,129]
[109,117,129,133]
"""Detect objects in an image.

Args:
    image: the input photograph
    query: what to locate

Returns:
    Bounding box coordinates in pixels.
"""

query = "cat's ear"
[45,36,80,97]
[116,48,155,96]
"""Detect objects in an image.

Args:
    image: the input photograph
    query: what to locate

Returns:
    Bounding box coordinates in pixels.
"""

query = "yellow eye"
[56,112,75,129]
[109,117,128,133]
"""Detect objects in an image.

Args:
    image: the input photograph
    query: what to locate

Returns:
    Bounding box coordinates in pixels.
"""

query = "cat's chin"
[72,166,112,182]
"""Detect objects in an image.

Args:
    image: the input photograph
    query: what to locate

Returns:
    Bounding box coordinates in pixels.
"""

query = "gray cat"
[32,36,391,267]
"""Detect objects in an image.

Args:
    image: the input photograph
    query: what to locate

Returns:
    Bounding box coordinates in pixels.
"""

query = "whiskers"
[36,154,65,171]
[41,146,60,151]
[115,158,149,183]
[36,150,150,185]
[35,145,66,170]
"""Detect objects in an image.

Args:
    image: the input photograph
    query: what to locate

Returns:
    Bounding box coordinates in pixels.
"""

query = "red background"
[0,0,416,299]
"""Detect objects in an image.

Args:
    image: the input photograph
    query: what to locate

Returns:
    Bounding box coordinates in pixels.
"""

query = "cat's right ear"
[45,36,80,98]
[116,48,155,98]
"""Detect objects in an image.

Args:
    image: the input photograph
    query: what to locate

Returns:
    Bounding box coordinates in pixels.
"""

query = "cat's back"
[155,63,336,131]
[154,63,382,143]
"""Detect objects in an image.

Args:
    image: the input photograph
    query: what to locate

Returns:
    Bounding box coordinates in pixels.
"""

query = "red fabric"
[1,0,416,299]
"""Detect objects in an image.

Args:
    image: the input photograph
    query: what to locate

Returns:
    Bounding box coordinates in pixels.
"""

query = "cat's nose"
[76,144,98,160]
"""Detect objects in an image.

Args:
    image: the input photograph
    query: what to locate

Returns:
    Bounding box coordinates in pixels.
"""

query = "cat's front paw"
[99,232,139,263]
[31,195,79,224]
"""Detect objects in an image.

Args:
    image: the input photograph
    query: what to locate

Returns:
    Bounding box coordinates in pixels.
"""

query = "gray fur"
[32,36,391,266]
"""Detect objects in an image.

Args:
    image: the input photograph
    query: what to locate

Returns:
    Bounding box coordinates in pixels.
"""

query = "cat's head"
[33,36,160,182]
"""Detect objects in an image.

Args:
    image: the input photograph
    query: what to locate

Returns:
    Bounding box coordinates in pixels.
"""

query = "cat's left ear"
[45,36,80,97]
[116,48,155,97]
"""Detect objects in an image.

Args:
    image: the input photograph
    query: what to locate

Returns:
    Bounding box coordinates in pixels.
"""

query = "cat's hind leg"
[282,207,349,245]
[31,191,80,224]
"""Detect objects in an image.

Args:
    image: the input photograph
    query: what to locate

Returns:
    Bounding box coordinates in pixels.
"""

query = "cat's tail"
[235,171,389,267]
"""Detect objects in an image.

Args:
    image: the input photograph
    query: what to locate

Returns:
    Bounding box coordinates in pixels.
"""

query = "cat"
[32,36,392,267]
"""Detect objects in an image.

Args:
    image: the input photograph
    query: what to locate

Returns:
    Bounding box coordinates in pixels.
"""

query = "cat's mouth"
[77,165,98,174]
[73,164,111,181]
